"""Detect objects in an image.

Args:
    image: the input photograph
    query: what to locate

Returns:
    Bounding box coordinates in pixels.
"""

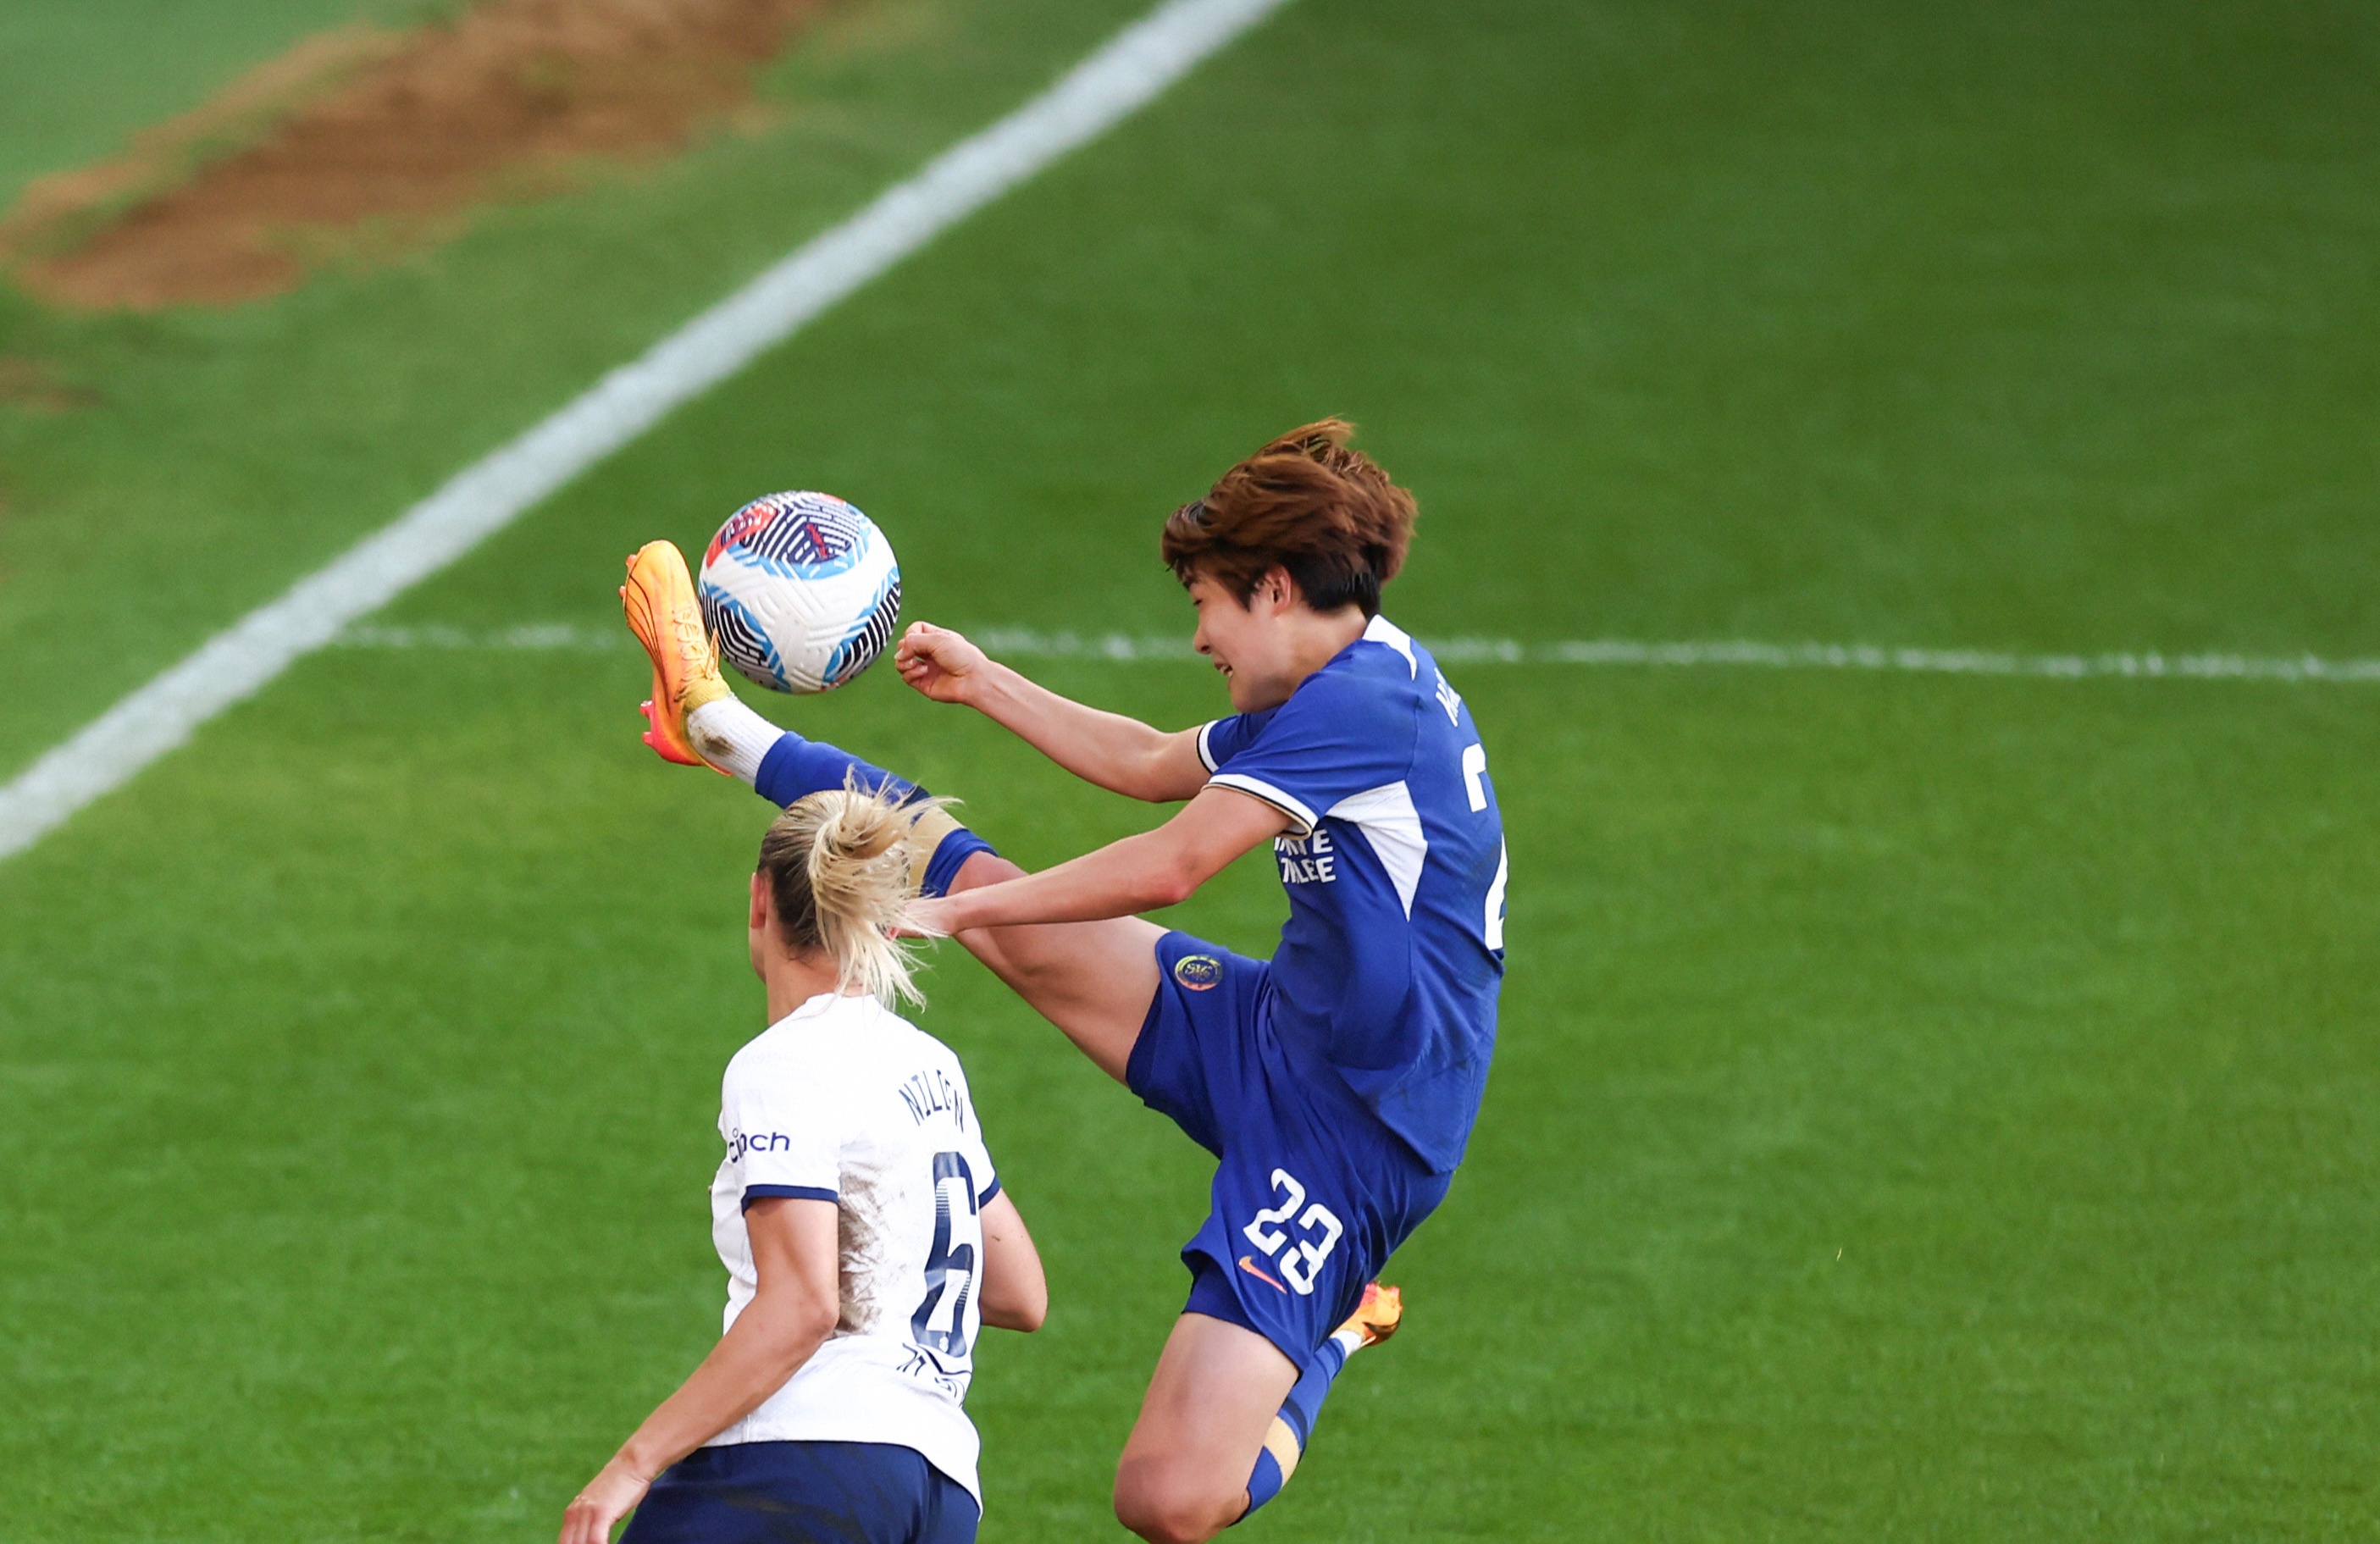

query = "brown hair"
[1160,418,1416,617]
[756,780,930,1005]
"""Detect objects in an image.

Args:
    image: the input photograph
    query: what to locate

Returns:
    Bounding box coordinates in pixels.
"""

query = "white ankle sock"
[686,696,782,787]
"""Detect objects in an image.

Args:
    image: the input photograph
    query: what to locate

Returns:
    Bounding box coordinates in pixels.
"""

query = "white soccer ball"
[696,491,902,695]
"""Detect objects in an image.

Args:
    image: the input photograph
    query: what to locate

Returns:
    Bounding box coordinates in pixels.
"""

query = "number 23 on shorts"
[1241,1169,1345,1296]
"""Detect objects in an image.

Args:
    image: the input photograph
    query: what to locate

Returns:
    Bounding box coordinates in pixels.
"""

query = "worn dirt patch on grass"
[0,359,102,413]
[2,0,829,310]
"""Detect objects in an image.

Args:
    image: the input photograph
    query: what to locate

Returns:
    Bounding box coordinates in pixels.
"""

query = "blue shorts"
[1126,931,1453,1365]
[619,1441,978,1544]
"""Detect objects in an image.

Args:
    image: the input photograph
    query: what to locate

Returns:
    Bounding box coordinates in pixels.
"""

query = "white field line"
[332,623,2380,683]
[0,0,1293,865]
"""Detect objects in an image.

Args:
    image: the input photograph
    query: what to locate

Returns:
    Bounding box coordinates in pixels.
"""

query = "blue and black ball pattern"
[700,490,902,694]
[712,491,872,579]
[704,591,789,690]
[824,568,903,688]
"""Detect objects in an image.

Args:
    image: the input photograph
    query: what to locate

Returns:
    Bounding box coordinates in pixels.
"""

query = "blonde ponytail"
[756,777,939,1006]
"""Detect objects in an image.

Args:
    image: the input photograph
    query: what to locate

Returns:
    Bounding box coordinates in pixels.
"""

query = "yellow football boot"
[620,540,731,768]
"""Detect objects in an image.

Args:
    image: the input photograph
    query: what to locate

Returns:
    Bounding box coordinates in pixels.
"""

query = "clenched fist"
[895,622,990,705]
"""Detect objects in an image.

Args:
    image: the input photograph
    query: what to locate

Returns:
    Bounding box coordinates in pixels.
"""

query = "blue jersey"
[1196,616,1508,1172]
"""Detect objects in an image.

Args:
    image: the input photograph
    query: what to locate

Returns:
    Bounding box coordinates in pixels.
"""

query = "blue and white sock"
[1239,1336,1353,1521]
[687,696,995,898]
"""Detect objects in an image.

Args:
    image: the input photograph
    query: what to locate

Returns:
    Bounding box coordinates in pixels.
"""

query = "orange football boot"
[620,540,730,768]
[1332,1281,1404,1353]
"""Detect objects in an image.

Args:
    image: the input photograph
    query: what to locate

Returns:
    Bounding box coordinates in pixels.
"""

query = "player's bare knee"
[1112,1494,1222,1544]
[1112,1462,1237,1544]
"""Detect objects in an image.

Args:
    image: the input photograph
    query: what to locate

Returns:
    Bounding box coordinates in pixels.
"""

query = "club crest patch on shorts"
[1173,954,1224,991]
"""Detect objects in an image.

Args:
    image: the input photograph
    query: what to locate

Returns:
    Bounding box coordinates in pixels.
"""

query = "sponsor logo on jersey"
[1237,1254,1290,1293]
[1174,954,1224,991]
[728,1129,793,1161]
[1274,827,1338,886]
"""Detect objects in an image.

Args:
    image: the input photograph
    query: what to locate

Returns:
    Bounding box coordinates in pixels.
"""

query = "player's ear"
[749,872,772,934]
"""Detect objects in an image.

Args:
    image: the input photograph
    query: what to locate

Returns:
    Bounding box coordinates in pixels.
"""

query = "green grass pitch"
[2,0,2377,1539]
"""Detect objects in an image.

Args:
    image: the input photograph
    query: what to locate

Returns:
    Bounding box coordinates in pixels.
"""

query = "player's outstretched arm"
[896,622,1209,802]
[978,1190,1049,1332]
[560,1198,839,1544]
[916,785,1290,935]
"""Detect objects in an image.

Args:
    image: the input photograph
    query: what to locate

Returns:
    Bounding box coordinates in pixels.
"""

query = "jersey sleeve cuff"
[743,1183,838,1211]
[1196,722,1221,773]
[1207,772,1317,836]
[977,1176,1002,1204]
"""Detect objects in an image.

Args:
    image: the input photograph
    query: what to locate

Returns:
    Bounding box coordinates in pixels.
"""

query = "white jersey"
[706,991,999,1502]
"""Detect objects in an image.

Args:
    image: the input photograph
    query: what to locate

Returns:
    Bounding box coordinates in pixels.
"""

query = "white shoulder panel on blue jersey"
[1326,779,1429,916]
[1364,614,1418,677]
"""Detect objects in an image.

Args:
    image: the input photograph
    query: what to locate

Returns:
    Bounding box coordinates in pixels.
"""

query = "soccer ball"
[697,491,902,694]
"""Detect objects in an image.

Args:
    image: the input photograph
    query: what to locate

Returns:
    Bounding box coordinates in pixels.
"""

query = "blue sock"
[1277,1337,1347,1450]
[754,732,916,807]
[1243,1447,1286,1516]
[921,826,998,899]
[751,732,997,899]
[1237,1339,1348,1522]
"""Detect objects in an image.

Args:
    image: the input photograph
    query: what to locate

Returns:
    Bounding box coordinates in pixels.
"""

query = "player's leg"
[693,686,1161,1076]
[684,683,1162,1076]
[938,849,1160,1082]
[624,540,1161,1076]
[1110,1287,1405,1544]
[1125,935,1447,1535]
[1112,1314,1298,1544]
[1242,1282,1404,1512]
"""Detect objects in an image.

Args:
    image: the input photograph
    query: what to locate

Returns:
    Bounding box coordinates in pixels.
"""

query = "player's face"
[1187,570,1299,712]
